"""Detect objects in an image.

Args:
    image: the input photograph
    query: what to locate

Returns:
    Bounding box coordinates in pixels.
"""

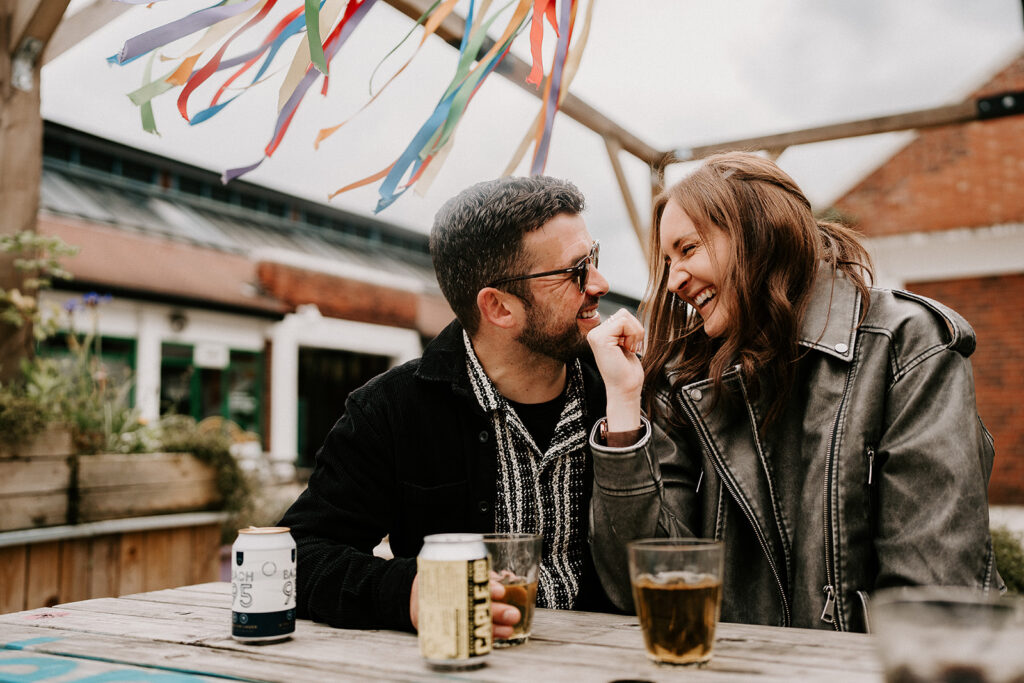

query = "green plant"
[152,415,252,517]
[10,291,145,454]
[0,389,50,444]
[992,525,1024,595]
[0,230,77,338]
[1,231,143,452]
[0,231,78,444]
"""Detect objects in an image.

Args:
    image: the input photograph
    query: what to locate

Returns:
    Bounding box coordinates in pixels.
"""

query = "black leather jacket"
[589,273,1002,631]
[280,320,612,630]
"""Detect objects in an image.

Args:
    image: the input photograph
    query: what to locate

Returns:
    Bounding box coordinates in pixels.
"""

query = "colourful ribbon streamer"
[530,0,575,175]
[109,0,586,210]
[115,0,263,65]
[140,51,160,134]
[190,6,308,125]
[526,0,556,86]
[327,0,531,207]
[223,0,378,183]
[304,0,329,75]
[314,0,460,149]
[177,0,277,122]
[373,11,527,211]
[504,0,592,176]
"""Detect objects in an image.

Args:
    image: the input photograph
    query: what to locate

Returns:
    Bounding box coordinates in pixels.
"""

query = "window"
[159,343,264,439]
[122,160,155,184]
[43,138,73,162]
[79,148,115,173]
[177,176,204,196]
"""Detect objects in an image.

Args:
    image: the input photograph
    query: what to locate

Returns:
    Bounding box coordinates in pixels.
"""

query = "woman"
[587,152,1001,632]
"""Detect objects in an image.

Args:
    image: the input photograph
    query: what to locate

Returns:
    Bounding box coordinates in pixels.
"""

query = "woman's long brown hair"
[641,152,873,430]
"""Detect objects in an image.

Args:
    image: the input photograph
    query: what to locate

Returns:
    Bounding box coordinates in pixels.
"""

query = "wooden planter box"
[1,428,221,531]
[77,452,221,522]
[0,427,74,532]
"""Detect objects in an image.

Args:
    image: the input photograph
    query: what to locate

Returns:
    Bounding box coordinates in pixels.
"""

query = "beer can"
[417,533,492,669]
[231,526,296,642]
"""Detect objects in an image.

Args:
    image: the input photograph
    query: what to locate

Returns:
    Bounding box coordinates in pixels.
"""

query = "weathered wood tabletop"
[0,582,884,682]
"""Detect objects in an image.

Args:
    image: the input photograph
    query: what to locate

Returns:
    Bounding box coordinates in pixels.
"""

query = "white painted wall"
[37,292,423,461]
[866,222,1024,289]
[39,291,268,422]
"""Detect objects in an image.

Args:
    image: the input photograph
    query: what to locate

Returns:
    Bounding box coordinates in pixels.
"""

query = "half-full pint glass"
[482,532,543,647]
[628,538,724,666]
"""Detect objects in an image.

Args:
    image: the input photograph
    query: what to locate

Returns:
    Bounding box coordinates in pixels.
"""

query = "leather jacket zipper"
[678,393,791,626]
[821,367,856,631]
[821,584,837,623]
[821,426,840,629]
[866,446,875,485]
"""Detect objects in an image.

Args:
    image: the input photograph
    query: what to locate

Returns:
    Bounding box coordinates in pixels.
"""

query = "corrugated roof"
[38,161,440,296]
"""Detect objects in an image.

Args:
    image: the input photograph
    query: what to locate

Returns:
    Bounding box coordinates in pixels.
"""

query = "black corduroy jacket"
[279,319,613,630]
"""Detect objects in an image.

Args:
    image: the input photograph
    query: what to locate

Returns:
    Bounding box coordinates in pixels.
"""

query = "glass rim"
[422,532,484,544]
[481,532,543,542]
[628,537,721,551]
[872,585,1021,609]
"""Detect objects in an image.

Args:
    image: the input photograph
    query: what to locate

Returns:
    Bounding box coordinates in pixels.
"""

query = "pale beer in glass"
[628,539,724,665]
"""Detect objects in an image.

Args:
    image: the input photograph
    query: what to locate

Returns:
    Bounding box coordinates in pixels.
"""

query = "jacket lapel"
[798,266,860,361]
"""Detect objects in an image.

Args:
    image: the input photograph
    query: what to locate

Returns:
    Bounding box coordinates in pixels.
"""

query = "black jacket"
[279,320,614,630]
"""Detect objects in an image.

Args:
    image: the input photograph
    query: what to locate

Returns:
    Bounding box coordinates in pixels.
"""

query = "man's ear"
[477,287,522,330]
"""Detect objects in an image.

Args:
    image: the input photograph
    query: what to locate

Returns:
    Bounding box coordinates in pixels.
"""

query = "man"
[279,176,615,633]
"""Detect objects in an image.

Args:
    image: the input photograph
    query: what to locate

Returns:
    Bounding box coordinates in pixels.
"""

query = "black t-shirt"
[506,388,567,454]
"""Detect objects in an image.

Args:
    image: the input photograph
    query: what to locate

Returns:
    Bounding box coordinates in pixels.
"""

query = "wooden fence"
[0,512,226,613]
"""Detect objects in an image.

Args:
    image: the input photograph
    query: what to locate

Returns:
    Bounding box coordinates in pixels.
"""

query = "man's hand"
[410,575,521,638]
[587,308,645,432]
[488,580,521,640]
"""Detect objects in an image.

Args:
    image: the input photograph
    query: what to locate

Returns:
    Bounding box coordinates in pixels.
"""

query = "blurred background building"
[834,52,1024,506]
[35,121,638,474]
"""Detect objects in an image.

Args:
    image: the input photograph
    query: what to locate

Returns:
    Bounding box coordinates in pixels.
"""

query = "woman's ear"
[476,287,521,330]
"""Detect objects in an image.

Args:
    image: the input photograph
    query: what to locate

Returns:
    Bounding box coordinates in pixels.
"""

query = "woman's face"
[659,199,733,338]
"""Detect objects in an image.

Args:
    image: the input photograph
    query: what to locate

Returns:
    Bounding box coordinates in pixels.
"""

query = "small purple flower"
[81,292,113,307]
[63,298,79,313]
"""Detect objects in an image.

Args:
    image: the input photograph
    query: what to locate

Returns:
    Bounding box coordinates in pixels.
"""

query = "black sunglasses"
[487,240,600,294]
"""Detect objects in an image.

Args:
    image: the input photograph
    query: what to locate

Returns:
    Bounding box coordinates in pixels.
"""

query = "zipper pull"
[866,447,875,485]
[820,585,837,624]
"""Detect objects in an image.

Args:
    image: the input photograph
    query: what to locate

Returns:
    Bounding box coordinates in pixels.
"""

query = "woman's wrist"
[597,417,646,448]
[606,407,641,433]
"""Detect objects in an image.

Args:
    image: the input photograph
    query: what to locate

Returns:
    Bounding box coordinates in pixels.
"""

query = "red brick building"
[833,52,1024,504]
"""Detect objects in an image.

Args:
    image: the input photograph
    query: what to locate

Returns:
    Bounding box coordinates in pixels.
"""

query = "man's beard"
[515,298,588,364]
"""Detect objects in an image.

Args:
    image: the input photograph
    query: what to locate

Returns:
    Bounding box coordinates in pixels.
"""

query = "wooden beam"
[381,0,664,166]
[671,100,978,163]
[43,0,132,66]
[1,0,70,381]
[603,137,647,259]
[12,0,70,54]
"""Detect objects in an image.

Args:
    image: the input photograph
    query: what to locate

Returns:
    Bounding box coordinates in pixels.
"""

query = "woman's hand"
[587,309,644,432]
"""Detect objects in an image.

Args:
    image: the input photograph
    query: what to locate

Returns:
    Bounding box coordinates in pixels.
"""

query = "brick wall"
[907,274,1024,504]
[257,261,418,329]
[834,51,1024,236]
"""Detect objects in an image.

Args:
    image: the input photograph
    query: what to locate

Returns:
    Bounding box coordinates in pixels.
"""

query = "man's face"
[514,213,609,363]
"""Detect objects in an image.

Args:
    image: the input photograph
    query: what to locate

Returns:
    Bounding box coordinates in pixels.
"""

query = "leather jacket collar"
[798,266,860,363]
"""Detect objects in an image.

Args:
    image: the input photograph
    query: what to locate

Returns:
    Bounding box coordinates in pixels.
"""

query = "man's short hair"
[430,176,585,334]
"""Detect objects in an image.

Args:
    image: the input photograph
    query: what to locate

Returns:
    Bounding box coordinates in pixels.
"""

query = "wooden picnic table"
[0,582,884,682]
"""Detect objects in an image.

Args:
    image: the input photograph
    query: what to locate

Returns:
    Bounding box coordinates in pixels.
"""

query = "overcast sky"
[41,0,1024,298]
